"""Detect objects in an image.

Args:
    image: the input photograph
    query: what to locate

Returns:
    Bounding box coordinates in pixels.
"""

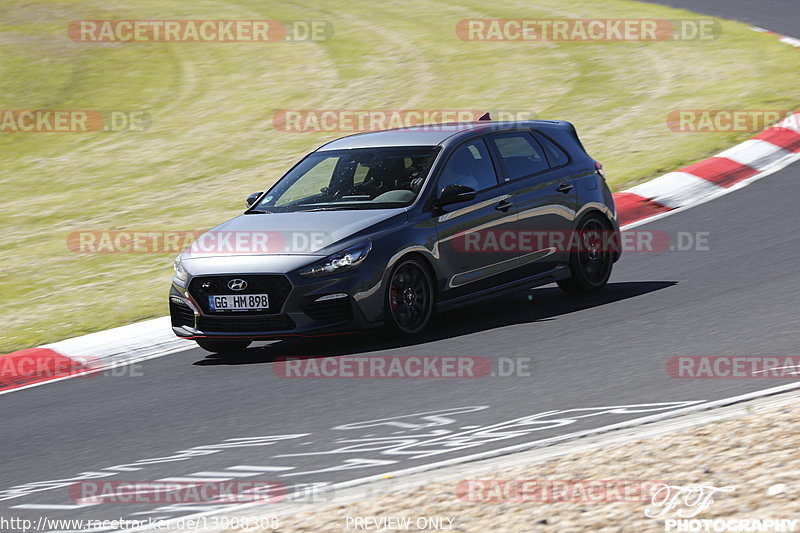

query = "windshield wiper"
[299,206,352,211]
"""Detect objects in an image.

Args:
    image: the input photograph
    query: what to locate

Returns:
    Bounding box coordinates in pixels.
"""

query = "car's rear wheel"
[385,258,434,336]
[195,338,252,354]
[557,214,614,294]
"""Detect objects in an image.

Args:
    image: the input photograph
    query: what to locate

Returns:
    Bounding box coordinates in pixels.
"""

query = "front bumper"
[169,267,383,340]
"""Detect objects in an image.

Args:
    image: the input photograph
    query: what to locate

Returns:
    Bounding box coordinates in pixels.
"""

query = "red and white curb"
[2,113,799,392]
[752,26,800,48]
[0,317,193,394]
[615,111,800,227]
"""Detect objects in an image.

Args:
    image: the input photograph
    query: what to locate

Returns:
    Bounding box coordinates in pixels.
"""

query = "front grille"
[170,300,195,328]
[304,298,353,322]
[197,314,296,333]
[189,275,292,315]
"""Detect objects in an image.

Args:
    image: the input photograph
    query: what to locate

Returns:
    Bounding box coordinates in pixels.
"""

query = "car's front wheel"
[384,257,434,336]
[195,338,252,354]
[557,213,614,294]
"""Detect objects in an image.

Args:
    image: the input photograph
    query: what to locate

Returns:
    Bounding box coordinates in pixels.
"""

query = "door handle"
[556,183,574,194]
[494,199,514,212]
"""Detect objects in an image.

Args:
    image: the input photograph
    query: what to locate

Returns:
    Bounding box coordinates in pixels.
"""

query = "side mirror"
[246,192,263,208]
[433,184,476,208]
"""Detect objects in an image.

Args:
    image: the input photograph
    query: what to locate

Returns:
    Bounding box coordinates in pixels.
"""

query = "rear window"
[536,133,570,167]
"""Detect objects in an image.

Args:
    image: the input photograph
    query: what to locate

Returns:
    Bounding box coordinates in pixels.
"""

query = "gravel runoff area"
[216,390,800,533]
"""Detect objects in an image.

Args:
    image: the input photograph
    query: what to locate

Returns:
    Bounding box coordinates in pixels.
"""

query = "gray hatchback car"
[170,119,620,353]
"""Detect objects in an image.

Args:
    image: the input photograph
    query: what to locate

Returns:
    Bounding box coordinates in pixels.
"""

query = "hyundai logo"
[227,279,248,291]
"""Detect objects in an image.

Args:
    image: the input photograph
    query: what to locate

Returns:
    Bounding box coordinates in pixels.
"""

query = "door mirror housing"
[433,184,477,208]
[246,192,264,208]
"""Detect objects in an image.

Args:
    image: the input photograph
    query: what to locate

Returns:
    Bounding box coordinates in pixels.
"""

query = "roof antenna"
[478,112,491,121]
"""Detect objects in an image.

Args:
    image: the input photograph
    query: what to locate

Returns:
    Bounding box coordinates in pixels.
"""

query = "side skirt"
[437,265,571,313]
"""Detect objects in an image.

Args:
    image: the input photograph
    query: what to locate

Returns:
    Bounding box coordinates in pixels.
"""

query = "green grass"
[1,0,799,352]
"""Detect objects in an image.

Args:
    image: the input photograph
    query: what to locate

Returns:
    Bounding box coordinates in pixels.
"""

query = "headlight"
[173,257,189,282]
[299,241,372,278]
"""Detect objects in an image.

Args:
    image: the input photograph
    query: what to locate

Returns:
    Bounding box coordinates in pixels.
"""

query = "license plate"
[208,294,269,311]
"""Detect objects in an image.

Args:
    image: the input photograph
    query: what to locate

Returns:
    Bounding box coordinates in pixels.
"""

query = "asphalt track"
[645,0,798,37]
[1,1,798,530]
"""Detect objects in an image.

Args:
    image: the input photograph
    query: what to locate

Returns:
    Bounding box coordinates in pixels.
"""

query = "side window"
[535,133,570,167]
[491,133,549,180]
[437,139,498,193]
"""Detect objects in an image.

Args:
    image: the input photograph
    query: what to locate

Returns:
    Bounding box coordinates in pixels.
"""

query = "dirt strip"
[229,397,800,532]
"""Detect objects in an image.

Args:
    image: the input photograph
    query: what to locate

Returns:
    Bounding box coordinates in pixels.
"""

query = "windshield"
[250,146,439,212]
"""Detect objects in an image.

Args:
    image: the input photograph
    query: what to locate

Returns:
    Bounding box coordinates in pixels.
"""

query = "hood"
[181,208,404,259]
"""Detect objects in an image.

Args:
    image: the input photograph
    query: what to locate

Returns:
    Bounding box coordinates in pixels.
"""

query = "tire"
[195,338,252,354]
[557,213,614,294]
[384,257,435,336]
